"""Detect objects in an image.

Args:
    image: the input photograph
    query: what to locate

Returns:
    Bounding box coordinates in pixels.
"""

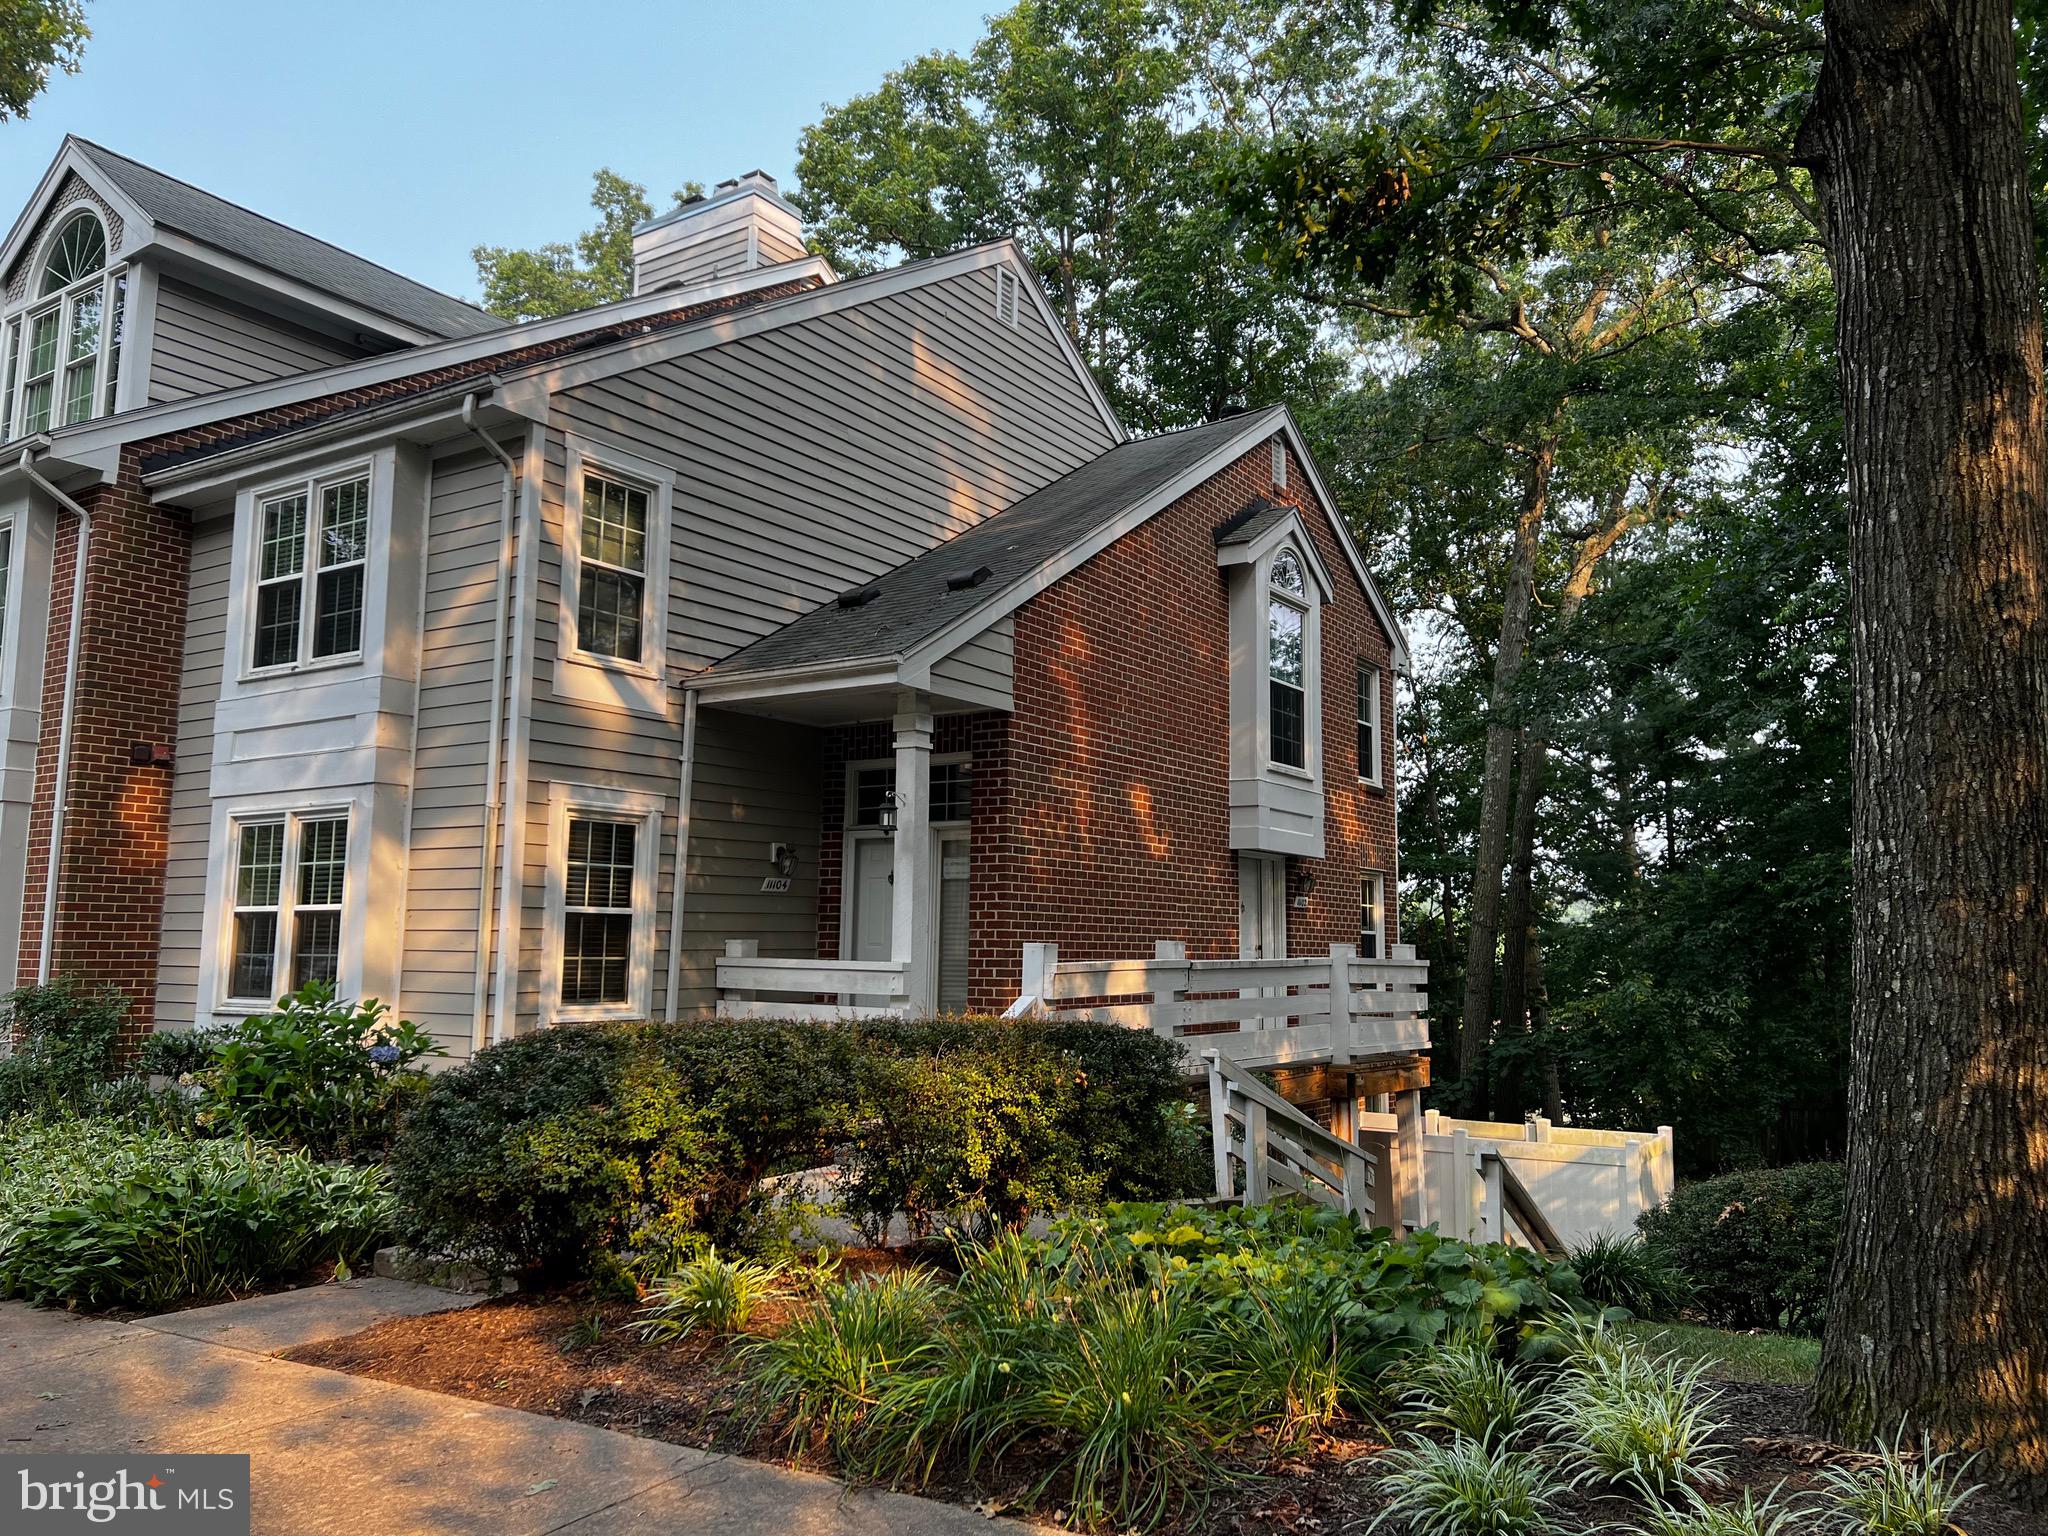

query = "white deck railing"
[714,940,910,1022]
[1006,940,1430,1073]
[1204,1048,1383,1221]
[1422,1113,1675,1251]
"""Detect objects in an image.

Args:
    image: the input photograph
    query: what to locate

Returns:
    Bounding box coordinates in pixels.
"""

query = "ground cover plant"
[0,1114,394,1309]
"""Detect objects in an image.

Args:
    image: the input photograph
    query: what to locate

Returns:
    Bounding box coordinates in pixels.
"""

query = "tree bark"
[1799,0,2048,1503]
[1457,441,1555,1099]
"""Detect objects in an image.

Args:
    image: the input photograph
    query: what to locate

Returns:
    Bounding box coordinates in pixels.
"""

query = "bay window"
[1268,549,1308,771]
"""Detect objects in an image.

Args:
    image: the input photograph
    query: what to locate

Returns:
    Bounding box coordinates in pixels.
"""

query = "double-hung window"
[1357,662,1383,786]
[4,210,126,441]
[1360,873,1385,961]
[561,817,637,1007]
[575,472,649,662]
[1268,550,1308,771]
[226,812,350,1005]
[250,470,370,671]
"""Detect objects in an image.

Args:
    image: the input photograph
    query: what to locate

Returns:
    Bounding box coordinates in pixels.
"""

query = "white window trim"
[0,510,19,705]
[540,781,666,1024]
[196,788,372,1019]
[1358,661,1384,788]
[3,209,126,442]
[1266,551,1316,782]
[1360,870,1386,961]
[555,434,674,711]
[225,452,391,688]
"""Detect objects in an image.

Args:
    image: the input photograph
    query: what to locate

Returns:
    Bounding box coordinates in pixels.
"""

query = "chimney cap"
[633,169,802,237]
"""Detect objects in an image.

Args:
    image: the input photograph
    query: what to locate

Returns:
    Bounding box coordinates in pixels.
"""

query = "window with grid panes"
[561,818,637,1005]
[250,472,369,670]
[6,211,124,440]
[1268,550,1307,770]
[225,813,349,1003]
[575,472,649,661]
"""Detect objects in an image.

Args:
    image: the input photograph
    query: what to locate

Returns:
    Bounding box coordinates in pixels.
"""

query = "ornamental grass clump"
[1816,1428,1981,1536]
[1396,1334,1533,1448]
[633,1250,789,1341]
[1371,1433,1566,1536]
[1636,1485,1806,1536]
[1569,1232,1691,1320]
[1540,1325,1730,1501]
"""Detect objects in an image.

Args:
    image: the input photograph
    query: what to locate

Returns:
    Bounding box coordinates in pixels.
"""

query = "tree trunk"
[1800,0,2048,1503]
[1457,441,1555,1099]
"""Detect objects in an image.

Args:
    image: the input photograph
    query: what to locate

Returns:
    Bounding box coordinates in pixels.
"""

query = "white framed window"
[1357,661,1383,786]
[247,466,371,674]
[558,437,674,695]
[994,265,1023,328]
[1268,549,1309,772]
[222,808,352,1006]
[542,783,664,1021]
[4,209,126,442]
[0,519,13,673]
[1360,872,1385,960]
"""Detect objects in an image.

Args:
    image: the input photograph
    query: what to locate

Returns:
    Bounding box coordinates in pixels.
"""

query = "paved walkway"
[0,1287,1018,1536]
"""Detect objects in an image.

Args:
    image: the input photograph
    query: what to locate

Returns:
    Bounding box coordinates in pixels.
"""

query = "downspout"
[663,686,699,1021]
[17,449,91,986]
[459,395,518,1054]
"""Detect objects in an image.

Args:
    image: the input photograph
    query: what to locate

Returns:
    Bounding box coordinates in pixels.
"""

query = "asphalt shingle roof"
[74,140,501,339]
[1212,495,1296,548]
[703,412,1273,681]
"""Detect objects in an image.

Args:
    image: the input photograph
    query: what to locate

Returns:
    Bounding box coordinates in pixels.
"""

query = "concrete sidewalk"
[0,1293,1017,1536]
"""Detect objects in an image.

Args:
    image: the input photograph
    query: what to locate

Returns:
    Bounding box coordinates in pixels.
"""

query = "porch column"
[891,689,937,1014]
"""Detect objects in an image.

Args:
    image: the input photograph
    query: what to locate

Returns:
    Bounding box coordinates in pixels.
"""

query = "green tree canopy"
[471,169,701,322]
[0,0,89,122]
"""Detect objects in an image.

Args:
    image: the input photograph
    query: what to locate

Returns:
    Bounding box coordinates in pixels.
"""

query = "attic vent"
[837,584,881,609]
[1271,436,1287,490]
[993,266,1023,329]
[945,565,995,592]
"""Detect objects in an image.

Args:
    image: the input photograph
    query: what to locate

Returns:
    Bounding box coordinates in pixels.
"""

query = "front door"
[850,837,893,961]
[937,832,971,1013]
[1238,854,1288,960]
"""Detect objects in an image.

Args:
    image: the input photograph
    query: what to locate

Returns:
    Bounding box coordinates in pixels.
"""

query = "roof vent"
[945,565,995,592]
[837,584,881,609]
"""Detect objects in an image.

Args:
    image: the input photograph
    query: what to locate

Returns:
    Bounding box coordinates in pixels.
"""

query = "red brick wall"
[15,448,190,1044]
[964,437,1400,1010]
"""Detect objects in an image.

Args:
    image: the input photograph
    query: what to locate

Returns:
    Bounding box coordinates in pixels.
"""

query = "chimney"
[630,171,815,296]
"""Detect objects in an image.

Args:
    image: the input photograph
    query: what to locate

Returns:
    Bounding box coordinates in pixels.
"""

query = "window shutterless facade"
[249,469,370,672]
[1357,662,1382,786]
[1360,872,1385,961]
[542,783,665,1022]
[1268,549,1308,771]
[3,210,125,442]
[224,810,350,1005]
[574,472,650,662]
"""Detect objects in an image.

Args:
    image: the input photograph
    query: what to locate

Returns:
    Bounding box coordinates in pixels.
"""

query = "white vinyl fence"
[1420,1111,1674,1252]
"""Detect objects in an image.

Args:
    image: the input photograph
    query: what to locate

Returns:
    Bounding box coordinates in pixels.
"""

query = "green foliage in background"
[1637,1162,1844,1334]
[0,976,128,1118]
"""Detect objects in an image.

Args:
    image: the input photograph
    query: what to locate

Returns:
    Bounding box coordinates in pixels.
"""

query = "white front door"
[1238,853,1288,960]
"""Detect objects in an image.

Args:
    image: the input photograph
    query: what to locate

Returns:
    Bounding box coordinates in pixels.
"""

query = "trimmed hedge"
[389,1016,1201,1284]
[1636,1160,1843,1334]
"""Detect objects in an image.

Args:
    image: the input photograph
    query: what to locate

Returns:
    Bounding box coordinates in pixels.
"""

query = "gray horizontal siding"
[152,517,232,1027]
[146,276,364,404]
[399,449,506,1055]
[930,614,1014,711]
[636,225,754,292]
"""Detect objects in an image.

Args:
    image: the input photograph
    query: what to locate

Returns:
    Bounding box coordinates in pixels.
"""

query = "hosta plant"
[1371,1433,1565,1536]
[634,1250,788,1340]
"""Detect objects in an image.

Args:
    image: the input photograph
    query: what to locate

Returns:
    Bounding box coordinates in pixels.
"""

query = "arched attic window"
[3,208,126,440]
[1267,547,1310,769]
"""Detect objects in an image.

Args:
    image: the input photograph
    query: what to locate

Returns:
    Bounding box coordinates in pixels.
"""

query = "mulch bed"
[284,1293,2046,1535]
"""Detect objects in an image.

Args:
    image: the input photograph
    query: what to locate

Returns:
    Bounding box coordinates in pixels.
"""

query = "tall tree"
[472,170,700,322]
[1798,0,2048,1489]
[1230,0,2048,1497]
[0,0,88,122]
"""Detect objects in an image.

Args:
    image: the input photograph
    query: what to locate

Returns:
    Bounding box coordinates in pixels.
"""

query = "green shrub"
[1636,1162,1843,1333]
[0,978,129,1116]
[389,1017,1194,1285]
[199,984,440,1159]
[136,1026,221,1080]
[0,1116,393,1309]
[633,1251,789,1340]
[1571,1232,1692,1320]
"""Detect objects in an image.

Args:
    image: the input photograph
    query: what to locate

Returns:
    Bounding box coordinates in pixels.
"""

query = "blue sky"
[2,0,989,303]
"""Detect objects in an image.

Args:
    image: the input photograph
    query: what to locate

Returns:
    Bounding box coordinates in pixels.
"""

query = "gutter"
[15,447,92,985]
[663,686,700,1021]
[459,393,519,1056]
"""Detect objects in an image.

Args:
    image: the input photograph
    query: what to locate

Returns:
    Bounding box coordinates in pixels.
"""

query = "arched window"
[40,212,106,294]
[1267,547,1310,769]
[3,207,125,440]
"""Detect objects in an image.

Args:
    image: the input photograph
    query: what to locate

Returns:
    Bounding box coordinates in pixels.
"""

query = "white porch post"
[891,689,936,1014]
